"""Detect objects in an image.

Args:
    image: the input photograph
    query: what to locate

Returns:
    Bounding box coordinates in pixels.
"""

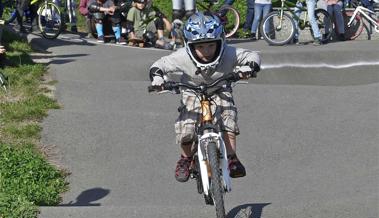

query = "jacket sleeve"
[235,47,261,68]
[149,50,186,79]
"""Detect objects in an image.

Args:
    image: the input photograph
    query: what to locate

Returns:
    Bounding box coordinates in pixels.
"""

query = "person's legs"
[243,0,255,31]
[262,4,272,36]
[95,21,104,42]
[251,3,263,38]
[306,0,321,39]
[223,132,246,178]
[326,5,333,36]
[293,1,303,41]
[67,0,77,32]
[333,2,345,35]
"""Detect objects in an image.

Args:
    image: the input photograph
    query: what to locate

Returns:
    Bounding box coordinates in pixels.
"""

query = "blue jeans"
[251,3,271,34]
[224,0,255,32]
[294,0,321,39]
[326,2,345,34]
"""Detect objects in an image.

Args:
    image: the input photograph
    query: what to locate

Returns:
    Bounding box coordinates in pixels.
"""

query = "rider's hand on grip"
[236,65,254,80]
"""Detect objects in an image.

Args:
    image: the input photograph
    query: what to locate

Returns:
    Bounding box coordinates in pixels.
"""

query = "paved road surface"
[26,33,379,218]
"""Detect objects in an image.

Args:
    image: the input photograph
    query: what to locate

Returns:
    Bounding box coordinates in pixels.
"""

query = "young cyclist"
[149,12,261,182]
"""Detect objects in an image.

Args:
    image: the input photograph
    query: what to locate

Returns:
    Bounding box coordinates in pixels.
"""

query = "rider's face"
[193,42,217,63]
[136,2,146,10]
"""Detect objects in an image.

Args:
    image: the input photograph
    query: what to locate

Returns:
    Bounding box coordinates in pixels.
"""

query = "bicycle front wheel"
[217,5,240,38]
[37,2,63,39]
[261,11,295,46]
[207,142,225,218]
[343,11,367,40]
[313,9,332,43]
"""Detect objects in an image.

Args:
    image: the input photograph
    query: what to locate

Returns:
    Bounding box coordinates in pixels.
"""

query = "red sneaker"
[175,156,192,182]
[228,155,246,178]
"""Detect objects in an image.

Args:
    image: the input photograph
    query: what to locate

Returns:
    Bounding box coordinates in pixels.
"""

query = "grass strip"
[0,29,68,218]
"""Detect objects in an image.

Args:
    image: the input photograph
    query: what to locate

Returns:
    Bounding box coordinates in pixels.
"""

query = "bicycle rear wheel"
[343,11,367,40]
[261,11,295,46]
[217,5,240,38]
[207,141,225,218]
[37,2,63,39]
[312,9,332,43]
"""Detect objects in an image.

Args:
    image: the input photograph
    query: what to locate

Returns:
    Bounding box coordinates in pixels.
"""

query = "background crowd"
[0,0,378,49]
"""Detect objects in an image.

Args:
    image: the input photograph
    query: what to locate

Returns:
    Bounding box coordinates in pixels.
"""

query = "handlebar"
[148,73,241,93]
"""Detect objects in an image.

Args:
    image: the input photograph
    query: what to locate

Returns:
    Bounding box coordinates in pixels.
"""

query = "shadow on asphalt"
[28,32,95,52]
[227,203,271,218]
[57,187,110,207]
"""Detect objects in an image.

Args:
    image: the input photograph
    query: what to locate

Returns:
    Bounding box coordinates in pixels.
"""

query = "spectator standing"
[250,0,271,40]
[294,0,323,45]
[79,0,93,37]
[324,0,345,41]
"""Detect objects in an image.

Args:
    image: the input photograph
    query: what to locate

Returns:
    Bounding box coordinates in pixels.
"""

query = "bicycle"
[148,72,251,218]
[260,0,333,45]
[32,0,63,39]
[196,0,240,38]
[344,5,378,40]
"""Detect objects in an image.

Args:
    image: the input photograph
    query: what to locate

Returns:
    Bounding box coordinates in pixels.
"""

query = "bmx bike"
[148,71,254,218]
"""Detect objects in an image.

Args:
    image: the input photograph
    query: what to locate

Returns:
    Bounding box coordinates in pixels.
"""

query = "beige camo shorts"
[174,91,239,144]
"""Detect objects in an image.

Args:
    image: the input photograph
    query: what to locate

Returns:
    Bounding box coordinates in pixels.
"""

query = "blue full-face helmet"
[183,12,225,71]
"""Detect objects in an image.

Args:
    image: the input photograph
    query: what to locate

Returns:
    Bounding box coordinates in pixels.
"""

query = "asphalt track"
[26,32,379,218]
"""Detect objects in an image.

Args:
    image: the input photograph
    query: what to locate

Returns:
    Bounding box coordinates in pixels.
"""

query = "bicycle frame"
[276,0,308,30]
[347,6,379,33]
[197,97,232,196]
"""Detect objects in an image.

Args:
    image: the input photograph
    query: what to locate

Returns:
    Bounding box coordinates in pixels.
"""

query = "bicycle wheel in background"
[207,141,226,218]
[312,9,332,43]
[343,11,370,40]
[260,11,295,46]
[37,2,63,39]
[216,5,240,38]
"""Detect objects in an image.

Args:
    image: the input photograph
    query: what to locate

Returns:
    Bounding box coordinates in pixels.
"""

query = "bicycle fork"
[197,133,232,196]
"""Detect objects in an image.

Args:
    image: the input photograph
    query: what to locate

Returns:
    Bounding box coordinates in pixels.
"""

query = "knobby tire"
[261,11,295,46]
[207,142,225,218]
[312,9,332,43]
[343,11,369,40]
[217,5,240,38]
[37,2,63,39]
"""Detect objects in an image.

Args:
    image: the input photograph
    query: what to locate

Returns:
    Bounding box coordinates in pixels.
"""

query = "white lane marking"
[262,61,379,69]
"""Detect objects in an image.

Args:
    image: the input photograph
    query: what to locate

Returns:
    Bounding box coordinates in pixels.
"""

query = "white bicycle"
[345,5,379,40]
[148,72,251,218]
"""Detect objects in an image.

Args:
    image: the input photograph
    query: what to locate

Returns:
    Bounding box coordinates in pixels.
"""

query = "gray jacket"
[150,45,261,87]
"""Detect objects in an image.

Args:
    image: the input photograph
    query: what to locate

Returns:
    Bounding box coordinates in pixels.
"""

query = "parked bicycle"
[1,0,62,38]
[148,72,251,218]
[33,0,63,39]
[344,5,379,40]
[260,0,332,45]
[196,0,240,38]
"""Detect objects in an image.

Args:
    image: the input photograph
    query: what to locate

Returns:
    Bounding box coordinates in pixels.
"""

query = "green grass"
[0,29,68,218]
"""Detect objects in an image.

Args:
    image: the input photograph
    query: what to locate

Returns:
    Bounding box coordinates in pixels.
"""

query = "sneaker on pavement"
[116,37,127,45]
[228,154,246,178]
[97,35,104,43]
[313,37,322,46]
[175,156,192,182]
